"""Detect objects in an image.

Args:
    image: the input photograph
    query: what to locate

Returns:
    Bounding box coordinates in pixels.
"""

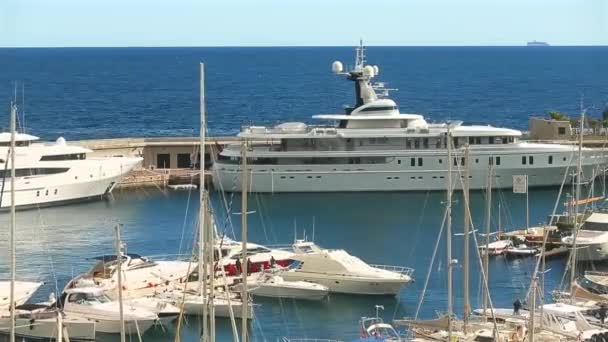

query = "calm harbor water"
[0,46,607,340]
[0,185,584,341]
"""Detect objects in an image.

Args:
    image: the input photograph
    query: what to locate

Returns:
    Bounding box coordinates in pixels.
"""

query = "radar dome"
[363,65,375,77]
[331,61,343,73]
[56,137,66,145]
[373,65,379,75]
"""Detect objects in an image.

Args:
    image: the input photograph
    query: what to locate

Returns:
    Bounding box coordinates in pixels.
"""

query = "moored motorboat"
[0,281,43,308]
[280,240,413,295]
[478,239,513,256]
[235,271,329,301]
[504,244,539,258]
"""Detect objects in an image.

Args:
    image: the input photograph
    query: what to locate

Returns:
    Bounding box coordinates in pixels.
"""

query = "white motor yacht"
[0,131,141,209]
[215,236,295,276]
[66,253,192,292]
[0,304,96,341]
[235,271,329,301]
[562,212,608,261]
[213,42,608,193]
[61,287,158,335]
[155,288,253,319]
[280,240,413,295]
[0,280,43,308]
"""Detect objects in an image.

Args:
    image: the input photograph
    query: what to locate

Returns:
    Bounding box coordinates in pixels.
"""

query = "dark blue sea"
[0,47,607,341]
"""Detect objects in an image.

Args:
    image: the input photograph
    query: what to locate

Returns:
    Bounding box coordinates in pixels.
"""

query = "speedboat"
[280,240,413,295]
[60,287,158,335]
[215,236,294,276]
[0,131,141,209]
[155,287,253,319]
[0,280,43,308]
[0,304,96,340]
[504,244,539,257]
[562,212,608,261]
[352,316,402,341]
[235,271,329,301]
[123,297,180,324]
[478,239,513,256]
[66,253,192,292]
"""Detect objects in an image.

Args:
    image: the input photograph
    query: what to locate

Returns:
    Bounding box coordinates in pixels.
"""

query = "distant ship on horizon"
[527,40,550,46]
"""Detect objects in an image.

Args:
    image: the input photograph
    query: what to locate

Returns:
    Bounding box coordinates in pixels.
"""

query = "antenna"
[312,216,316,242]
[375,305,384,318]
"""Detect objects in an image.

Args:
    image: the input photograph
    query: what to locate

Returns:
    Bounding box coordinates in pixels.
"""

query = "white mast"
[240,140,249,342]
[199,62,210,342]
[483,164,493,316]
[569,108,585,302]
[114,224,126,342]
[9,102,16,342]
[446,128,454,341]
[462,144,470,333]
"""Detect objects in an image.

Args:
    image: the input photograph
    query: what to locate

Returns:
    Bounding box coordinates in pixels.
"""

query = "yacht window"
[502,137,508,144]
[423,138,428,148]
[488,137,495,144]
[418,158,423,167]
[475,137,481,144]
[496,156,501,165]
[435,139,441,148]
[406,139,412,149]
[489,156,494,165]
[469,137,474,144]
[397,159,401,165]
[548,155,553,164]
[40,153,86,161]
[461,157,465,166]
[359,105,398,112]
[0,168,70,178]
[509,137,515,143]
[475,158,479,164]
[453,138,459,148]
[438,159,443,164]
[410,158,415,167]
[529,156,534,165]
[522,156,527,165]
[414,139,420,149]
[453,158,458,166]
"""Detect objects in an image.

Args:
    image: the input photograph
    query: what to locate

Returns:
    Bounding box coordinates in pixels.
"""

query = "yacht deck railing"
[370,264,415,277]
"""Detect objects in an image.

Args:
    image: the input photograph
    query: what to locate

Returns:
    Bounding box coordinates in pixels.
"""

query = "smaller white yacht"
[155,288,253,319]
[280,240,413,295]
[0,131,142,209]
[352,316,402,342]
[478,239,513,256]
[562,212,608,261]
[235,271,329,301]
[215,237,295,276]
[60,287,158,335]
[66,253,192,292]
[0,280,43,308]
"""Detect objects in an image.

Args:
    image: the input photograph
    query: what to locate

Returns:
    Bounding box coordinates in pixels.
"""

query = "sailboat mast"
[114,224,126,342]
[199,63,211,342]
[240,140,249,342]
[446,128,454,340]
[463,144,470,332]
[9,102,16,342]
[483,164,492,316]
[570,109,585,300]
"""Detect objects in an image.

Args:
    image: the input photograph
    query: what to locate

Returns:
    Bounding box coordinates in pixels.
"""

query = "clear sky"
[1,0,606,47]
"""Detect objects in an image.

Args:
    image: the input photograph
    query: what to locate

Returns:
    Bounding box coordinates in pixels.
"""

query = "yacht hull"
[573,243,608,262]
[0,316,96,341]
[213,154,604,192]
[0,157,141,209]
[280,273,409,295]
[247,284,329,301]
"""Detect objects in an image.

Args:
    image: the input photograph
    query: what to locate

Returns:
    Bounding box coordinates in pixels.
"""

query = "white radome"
[331,60,343,73]
[363,65,375,77]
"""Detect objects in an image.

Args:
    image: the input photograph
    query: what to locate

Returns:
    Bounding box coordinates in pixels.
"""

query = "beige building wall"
[529,117,572,140]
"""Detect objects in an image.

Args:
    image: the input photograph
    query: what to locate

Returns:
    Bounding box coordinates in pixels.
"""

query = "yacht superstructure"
[0,132,141,208]
[213,42,607,192]
[562,212,608,261]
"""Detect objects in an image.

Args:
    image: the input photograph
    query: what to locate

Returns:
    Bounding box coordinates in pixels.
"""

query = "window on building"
[529,156,534,165]
[558,127,566,135]
[522,156,527,165]
[177,153,191,168]
[157,153,171,169]
[548,155,553,164]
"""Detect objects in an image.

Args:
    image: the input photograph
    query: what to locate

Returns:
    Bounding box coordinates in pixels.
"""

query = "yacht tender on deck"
[212,42,607,193]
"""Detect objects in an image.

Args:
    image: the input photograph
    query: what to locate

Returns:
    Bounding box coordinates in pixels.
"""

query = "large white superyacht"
[0,130,141,208]
[213,43,607,192]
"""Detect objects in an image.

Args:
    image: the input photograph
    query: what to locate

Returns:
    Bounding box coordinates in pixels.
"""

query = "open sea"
[0,46,608,341]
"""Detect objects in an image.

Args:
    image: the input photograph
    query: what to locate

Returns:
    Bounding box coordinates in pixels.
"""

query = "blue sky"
[1,0,606,47]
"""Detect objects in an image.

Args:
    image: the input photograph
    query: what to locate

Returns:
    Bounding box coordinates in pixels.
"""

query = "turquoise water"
[0,184,588,341]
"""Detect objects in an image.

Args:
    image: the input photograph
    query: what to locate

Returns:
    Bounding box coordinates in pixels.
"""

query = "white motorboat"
[0,131,141,209]
[66,253,192,292]
[504,244,539,257]
[352,316,402,342]
[213,41,607,193]
[235,271,329,301]
[0,280,43,308]
[280,240,413,295]
[0,304,96,341]
[123,297,180,324]
[155,288,253,319]
[215,236,295,276]
[562,212,608,261]
[478,239,513,256]
[61,287,158,335]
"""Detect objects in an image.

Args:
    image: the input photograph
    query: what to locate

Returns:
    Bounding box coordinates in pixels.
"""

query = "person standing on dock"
[513,298,522,315]
[599,304,607,325]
